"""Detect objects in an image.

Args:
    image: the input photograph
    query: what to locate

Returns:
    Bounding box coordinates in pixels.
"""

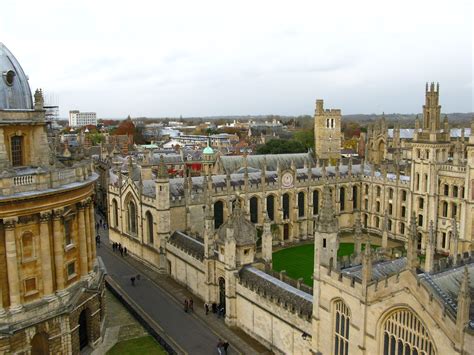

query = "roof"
[216,202,256,246]
[387,128,472,139]
[168,231,204,261]
[0,43,33,110]
[239,266,312,317]
[342,257,407,281]
[218,152,314,174]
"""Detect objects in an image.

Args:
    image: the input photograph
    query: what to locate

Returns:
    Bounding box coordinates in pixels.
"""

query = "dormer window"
[3,70,15,86]
[11,135,23,166]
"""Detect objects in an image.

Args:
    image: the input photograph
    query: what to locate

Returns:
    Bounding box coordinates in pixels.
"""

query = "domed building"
[0,43,104,353]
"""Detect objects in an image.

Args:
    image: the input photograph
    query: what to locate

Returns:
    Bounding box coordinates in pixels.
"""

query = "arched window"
[381,308,435,355]
[451,203,457,218]
[352,186,358,209]
[444,184,449,196]
[298,192,305,217]
[400,222,405,234]
[388,188,393,199]
[418,197,424,210]
[442,201,448,217]
[415,173,420,190]
[282,193,290,220]
[313,190,319,215]
[401,190,407,201]
[340,187,345,211]
[424,174,428,192]
[333,300,351,355]
[452,185,458,198]
[112,199,118,227]
[266,195,275,221]
[375,216,380,228]
[388,203,393,215]
[250,196,259,223]
[145,211,154,244]
[127,200,137,234]
[376,201,380,213]
[401,206,406,218]
[31,332,49,355]
[214,200,224,229]
[11,135,24,166]
[376,186,381,197]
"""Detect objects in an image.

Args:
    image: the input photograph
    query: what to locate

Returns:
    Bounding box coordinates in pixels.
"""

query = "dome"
[203,145,214,155]
[0,43,33,110]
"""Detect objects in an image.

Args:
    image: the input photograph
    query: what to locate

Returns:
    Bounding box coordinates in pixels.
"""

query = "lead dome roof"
[0,43,33,110]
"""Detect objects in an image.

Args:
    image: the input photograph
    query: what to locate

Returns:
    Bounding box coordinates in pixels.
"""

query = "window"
[339,188,345,211]
[453,186,458,198]
[388,203,393,215]
[364,199,368,210]
[323,238,327,248]
[444,184,449,196]
[365,184,369,195]
[401,190,407,201]
[21,232,35,260]
[424,174,428,192]
[376,201,380,213]
[375,217,380,228]
[24,278,37,295]
[352,186,358,209]
[67,262,76,278]
[282,193,290,220]
[112,199,118,227]
[244,248,250,255]
[442,201,448,217]
[11,135,24,166]
[401,206,406,218]
[267,195,275,220]
[389,188,393,199]
[382,308,434,355]
[418,214,423,227]
[64,219,73,246]
[418,198,424,209]
[146,211,154,245]
[333,300,350,355]
[442,232,447,249]
[313,190,319,215]
[298,192,305,217]
[250,196,259,223]
[376,186,381,197]
[400,223,405,234]
[127,200,137,234]
[388,220,392,231]
[415,173,420,190]
[451,203,457,218]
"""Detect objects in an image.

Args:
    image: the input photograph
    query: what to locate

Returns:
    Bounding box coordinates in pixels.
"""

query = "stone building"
[0,43,105,354]
[108,84,473,354]
[314,99,342,161]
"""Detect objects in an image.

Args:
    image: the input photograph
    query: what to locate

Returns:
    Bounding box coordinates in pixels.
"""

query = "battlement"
[426,81,439,93]
[314,99,341,116]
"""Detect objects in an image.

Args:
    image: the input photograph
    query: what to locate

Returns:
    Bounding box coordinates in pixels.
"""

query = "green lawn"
[272,243,374,286]
[107,336,167,355]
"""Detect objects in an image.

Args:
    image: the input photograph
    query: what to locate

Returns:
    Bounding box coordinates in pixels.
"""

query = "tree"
[256,139,306,154]
[293,130,314,151]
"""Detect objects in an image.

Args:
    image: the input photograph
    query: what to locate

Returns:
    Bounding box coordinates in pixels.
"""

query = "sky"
[1,0,472,118]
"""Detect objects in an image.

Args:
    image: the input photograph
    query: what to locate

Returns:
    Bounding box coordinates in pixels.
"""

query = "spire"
[157,155,168,179]
[316,184,337,232]
[456,266,471,337]
[407,213,418,270]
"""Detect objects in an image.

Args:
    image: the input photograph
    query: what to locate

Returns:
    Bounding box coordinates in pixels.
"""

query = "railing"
[13,175,35,186]
[58,169,76,181]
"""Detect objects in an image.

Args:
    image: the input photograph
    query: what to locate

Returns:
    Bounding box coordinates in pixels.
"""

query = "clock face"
[282,172,294,188]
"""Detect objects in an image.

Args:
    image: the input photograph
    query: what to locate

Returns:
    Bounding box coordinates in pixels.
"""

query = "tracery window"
[112,199,118,227]
[298,192,305,217]
[339,187,345,211]
[146,211,154,244]
[333,300,350,355]
[127,200,137,235]
[382,308,435,355]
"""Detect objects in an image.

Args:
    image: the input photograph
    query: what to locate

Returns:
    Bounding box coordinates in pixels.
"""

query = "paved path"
[95,213,269,355]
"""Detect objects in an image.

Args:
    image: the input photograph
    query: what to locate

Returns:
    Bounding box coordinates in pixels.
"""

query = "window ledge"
[64,244,75,252]
[21,256,38,264]
[67,273,78,281]
[24,290,39,297]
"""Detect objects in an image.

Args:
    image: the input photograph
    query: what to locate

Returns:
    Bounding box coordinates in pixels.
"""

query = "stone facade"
[0,43,105,354]
[314,99,342,161]
[108,85,474,354]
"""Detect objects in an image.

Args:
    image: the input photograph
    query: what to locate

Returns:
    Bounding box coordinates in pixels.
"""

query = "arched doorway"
[31,332,49,355]
[218,277,226,311]
[78,309,88,350]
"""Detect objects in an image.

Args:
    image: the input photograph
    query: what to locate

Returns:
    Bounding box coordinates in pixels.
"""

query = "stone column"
[4,217,21,311]
[52,209,65,292]
[39,212,54,297]
[77,202,88,277]
[84,201,92,272]
[89,203,96,268]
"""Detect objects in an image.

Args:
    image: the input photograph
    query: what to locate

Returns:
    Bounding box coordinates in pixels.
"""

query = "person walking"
[216,339,224,355]
[223,340,229,354]
[130,276,136,286]
[96,234,101,248]
[120,247,124,257]
[205,303,209,315]
[189,298,194,312]
[124,247,128,256]
[184,299,188,313]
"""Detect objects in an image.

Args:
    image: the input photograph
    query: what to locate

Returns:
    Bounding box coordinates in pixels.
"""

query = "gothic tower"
[156,155,171,248]
[314,99,342,162]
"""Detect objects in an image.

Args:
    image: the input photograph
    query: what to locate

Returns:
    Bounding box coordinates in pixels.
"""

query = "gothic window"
[363,214,368,228]
[424,174,428,192]
[460,187,464,198]
[442,232,448,249]
[313,190,319,215]
[282,193,290,220]
[416,173,420,190]
[333,300,350,355]
[298,192,305,217]
[364,199,368,210]
[388,203,393,215]
[400,222,405,234]
[127,200,137,235]
[375,216,380,228]
[418,214,423,227]
[365,184,369,195]
[419,198,424,210]
[352,186,358,209]
[451,203,457,218]
[267,195,275,221]
[214,200,224,229]
[401,190,407,201]
[145,211,154,245]
[444,184,449,196]
[376,186,381,197]
[389,188,393,199]
[112,199,118,227]
[453,185,458,198]
[376,201,380,213]
[388,219,392,231]
[250,196,259,223]
[381,308,435,355]
[426,150,430,159]
[21,232,35,260]
[401,206,406,218]
[339,187,345,211]
[11,135,24,166]
[442,201,448,217]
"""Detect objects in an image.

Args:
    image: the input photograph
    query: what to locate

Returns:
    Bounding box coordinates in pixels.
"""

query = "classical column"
[4,217,21,311]
[39,212,54,297]
[89,203,96,269]
[52,209,65,292]
[84,201,92,272]
[77,202,88,277]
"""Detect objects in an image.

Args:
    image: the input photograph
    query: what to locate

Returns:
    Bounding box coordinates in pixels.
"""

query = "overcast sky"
[1,0,472,118]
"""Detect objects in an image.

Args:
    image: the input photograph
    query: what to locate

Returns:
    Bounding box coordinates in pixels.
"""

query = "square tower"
[314,99,342,161]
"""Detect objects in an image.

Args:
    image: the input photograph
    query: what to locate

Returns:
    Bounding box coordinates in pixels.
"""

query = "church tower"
[314,99,341,162]
[156,155,171,248]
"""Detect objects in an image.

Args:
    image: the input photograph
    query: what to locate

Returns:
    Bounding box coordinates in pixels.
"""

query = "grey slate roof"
[387,128,472,139]
[168,231,204,261]
[239,266,313,318]
[341,257,407,281]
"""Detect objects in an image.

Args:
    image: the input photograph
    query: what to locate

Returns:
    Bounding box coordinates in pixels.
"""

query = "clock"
[281,172,294,188]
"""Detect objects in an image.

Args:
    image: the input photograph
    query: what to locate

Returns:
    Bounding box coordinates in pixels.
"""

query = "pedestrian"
[136,274,141,281]
[189,298,193,312]
[96,234,101,248]
[130,276,136,286]
[99,219,102,226]
[104,222,107,230]
[124,247,128,256]
[120,247,123,257]
[216,339,224,355]
[212,303,217,314]
[113,242,116,251]
[184,299,188,313]
[205,303,209,315]
[223,340,229,354]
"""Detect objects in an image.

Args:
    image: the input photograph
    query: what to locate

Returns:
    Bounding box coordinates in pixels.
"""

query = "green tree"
[293,130,314,151]
[256,139,306,154]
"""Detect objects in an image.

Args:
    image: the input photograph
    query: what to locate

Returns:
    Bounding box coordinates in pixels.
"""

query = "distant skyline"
[1,0,472,117]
